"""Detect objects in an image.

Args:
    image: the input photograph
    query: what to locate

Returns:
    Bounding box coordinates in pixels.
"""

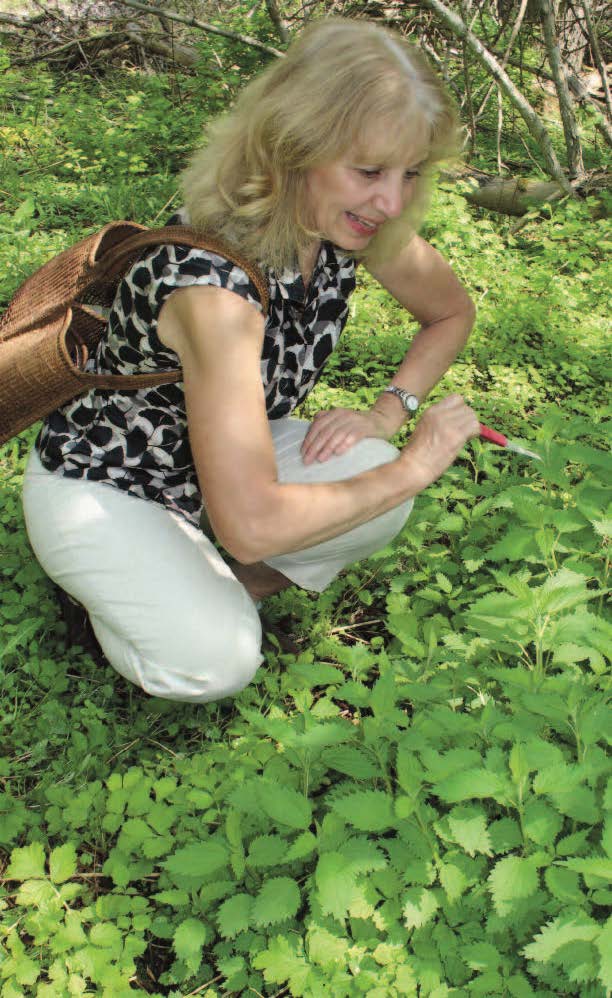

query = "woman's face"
[303,138,429,250]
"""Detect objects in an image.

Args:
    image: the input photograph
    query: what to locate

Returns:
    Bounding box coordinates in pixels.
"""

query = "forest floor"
[0,48,610,998]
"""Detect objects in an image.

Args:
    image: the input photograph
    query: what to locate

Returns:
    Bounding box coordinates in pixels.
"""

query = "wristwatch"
[383,386,420,414]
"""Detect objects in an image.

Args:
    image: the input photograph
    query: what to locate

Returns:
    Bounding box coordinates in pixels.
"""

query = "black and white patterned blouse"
[37,215,357,526]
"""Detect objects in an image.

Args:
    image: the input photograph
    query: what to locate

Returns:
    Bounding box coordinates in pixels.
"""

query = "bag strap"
[0,221,269,339]
[77,225,269,392]
[86,223,270,314]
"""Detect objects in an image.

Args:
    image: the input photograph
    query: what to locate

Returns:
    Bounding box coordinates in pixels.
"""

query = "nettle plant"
[1,411,610,997]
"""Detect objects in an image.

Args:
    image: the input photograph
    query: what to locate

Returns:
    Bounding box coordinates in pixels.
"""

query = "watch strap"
[383,386,419,413]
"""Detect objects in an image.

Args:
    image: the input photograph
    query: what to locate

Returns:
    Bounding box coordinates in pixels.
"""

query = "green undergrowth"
[1,49,611,998]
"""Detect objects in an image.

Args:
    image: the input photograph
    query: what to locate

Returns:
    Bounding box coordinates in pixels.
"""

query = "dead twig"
[113,0,284,59]
[12,30,127,66]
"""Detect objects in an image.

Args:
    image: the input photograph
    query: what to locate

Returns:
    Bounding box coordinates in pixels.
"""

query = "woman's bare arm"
[368,234,476,434]
[158,284,478,563]
[301,236,476,463]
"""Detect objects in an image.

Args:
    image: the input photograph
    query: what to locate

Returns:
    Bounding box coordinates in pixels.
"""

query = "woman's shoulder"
[128,209,267,312]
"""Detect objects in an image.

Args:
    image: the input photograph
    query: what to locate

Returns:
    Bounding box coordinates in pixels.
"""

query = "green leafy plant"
[1,37,610,998]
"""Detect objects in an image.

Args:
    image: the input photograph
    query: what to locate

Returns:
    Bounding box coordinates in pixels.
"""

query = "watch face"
[405,394,419,412]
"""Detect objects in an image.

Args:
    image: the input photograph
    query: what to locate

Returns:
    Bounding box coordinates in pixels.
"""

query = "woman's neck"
[298,241,321,291]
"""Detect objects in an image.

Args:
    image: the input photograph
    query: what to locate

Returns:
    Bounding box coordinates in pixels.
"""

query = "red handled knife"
[479,423,541,461]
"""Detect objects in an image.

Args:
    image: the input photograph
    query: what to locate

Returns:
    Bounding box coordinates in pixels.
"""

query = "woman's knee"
[92,609,263,704]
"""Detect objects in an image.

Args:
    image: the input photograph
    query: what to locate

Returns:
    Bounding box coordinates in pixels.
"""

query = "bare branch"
[112,0,284,59]
[475,0,529,123]
[581,0,612,121]
[12,30,127,66]
[421,0,574,193]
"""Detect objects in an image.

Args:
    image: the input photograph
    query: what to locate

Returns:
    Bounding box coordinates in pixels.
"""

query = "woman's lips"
[345,211,379,236]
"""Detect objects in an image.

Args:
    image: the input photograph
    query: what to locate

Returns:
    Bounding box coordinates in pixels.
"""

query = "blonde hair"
[181,18,459,272]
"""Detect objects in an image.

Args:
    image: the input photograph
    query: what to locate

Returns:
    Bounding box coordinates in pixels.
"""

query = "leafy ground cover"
[1,50,611,998]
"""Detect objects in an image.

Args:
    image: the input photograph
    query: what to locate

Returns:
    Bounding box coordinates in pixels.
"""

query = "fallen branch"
[124,23,199,68]
[113,0,284,59]
[12,30,127,66]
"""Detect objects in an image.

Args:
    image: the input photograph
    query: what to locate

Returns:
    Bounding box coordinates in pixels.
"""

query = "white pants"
[23,418,412,702]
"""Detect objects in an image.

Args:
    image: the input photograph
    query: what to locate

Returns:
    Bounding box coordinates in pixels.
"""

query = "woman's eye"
[404,171,420,181]
[358,168,381,179]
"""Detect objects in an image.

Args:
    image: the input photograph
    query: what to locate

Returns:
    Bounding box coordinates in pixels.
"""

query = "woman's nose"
[373,174,406,219]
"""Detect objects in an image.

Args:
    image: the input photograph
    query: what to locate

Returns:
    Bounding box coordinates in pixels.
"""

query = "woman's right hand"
[399,394,480,490]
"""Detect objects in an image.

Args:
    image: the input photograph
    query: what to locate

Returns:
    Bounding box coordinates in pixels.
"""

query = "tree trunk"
[265,0,290,45]
[536,0,585,177]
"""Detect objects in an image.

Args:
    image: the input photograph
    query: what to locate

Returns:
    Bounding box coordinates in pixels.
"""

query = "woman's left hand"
[301,408,390,465]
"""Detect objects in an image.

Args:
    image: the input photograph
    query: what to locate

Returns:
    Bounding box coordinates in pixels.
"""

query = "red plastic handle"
[479,423,508,447]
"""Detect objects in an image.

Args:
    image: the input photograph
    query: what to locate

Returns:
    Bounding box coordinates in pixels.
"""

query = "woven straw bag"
[0,221,269,446]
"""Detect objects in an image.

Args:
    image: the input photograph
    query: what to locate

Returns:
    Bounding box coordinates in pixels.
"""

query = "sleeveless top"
[36,213,357,526]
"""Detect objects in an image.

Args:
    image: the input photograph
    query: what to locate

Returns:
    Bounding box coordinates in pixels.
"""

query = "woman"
[22,19,478,702]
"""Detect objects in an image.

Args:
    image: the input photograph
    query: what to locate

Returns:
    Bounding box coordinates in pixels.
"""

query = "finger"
[316,429,363,462]
[301,417,338,456]
[302,414,356,455]
[303,424,351,463]
[302,424,343,463]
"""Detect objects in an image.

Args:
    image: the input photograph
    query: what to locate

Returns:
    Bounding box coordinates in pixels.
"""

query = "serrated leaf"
[448,805,492,857]
[438,861,467,902]
[49,843,77,884]
[6,842,45,880]
[287,720,355,752]
[285,831,317,862]
[340,837,386,875]
[545,866,583,903]
[331,790,395,831]
[396,743,424,796]
[315,851,361,921]
[257,781,312,830]
[435,572,452,593]
[602,814,612,858]
[523,799,563,846]
[307,923,348,968]
[287,661,345,687]
[321,745,378,780]
[556,828,590,856]
[402,887,439,930]
[16,879,56,908]
[162,840,228,881]
[421,747,481,782]
[251,877,301,927]
[462,942,501,972]
[434,768,510,804]
[561,856,612,881]
[141,834,173,859]
[252,934,310,993]
[90,922,122,948]
[488,856,539,915]
[247,835,287,868]
[489,817,523,854]
[537,568,592,614]
[173,917,207,967]
[486,528,535,562]
[523,912,600,963]
[596,916,612,990]
[217,894,252,939]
